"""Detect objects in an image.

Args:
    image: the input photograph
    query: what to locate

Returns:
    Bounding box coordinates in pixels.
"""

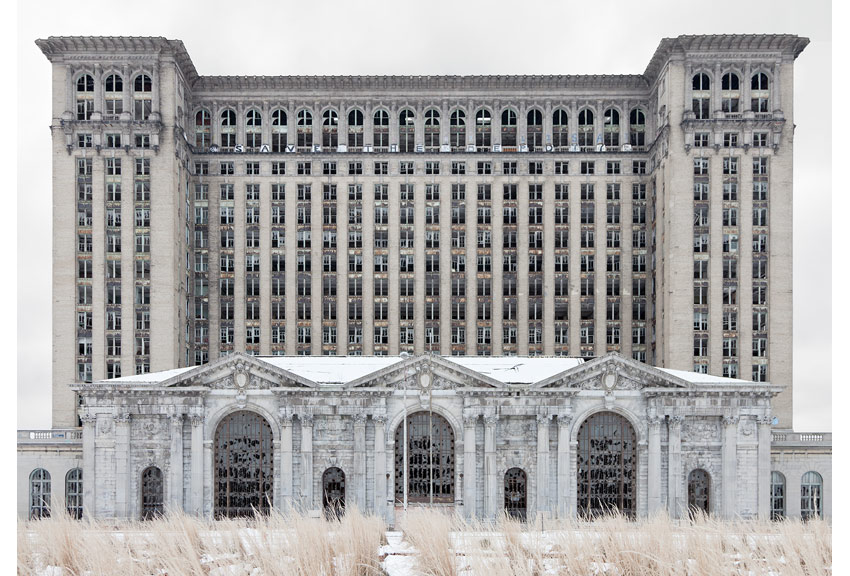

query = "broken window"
[721,72,740,113]
[577,412,637,518]
[475,109,492,149]
[687,469,711,517]
[603,108,620,147]
[141,466,163,520]
[552,108,569,148]
[692,73,711,119]
[424,109,440,150]
[348,109,364,149]
[629,108,645,147]
[527,109,543,150]
[245,109,262,149]
[322,109,339,148]
[75,74,94,120]
[297,109,313,149]
[271,109,288,152]
[133,74,152,121]
[214,411,273,518]
[104,74,123,118]
[751,73,770,113]
[29,469,51,519]
[220,109,237,149]
[578,108,594,147]
[501,108,517,148]
[450,109,466,150]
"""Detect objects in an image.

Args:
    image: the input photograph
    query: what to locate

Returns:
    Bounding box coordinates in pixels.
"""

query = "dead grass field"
[18,508,831,576]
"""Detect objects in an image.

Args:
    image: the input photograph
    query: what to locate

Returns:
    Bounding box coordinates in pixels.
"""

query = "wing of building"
[18,35,830,522]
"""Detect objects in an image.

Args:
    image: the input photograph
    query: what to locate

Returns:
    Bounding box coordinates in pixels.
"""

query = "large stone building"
[18,34,830,522]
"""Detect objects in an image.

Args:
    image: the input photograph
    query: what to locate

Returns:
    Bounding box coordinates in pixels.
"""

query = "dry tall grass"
[18,507,387,576]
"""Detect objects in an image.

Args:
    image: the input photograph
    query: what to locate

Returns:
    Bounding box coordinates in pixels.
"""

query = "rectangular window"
[272,161,285,175]
[451,161,466,175]
[606,161,621,175]
[694,157,709,175]
[477,161,492,175]
[694,132,710,148]
[555,161,569,175]
[374,161,388,175]
[220,162,234,175]
[632,160,646,174]
[529,161,543,175]
[580,161,595,175]
[246,162,260,175]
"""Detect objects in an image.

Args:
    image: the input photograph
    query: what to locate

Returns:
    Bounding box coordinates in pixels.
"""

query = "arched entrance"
[322,467,346,518]
[504,468,527,520]
[687,469,711,517]
[141,466,163,520]
[394,411,455,504]
[576,411,637,518]
[214,410,274,518]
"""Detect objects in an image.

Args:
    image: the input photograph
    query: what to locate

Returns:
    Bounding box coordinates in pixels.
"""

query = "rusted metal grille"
[395,411,455,503]
[577,411,637,518]
[141,466,163,520]
[214,411,273,518]
[504,467,528,521]
[687,469,711,516]
[322,467,346,518]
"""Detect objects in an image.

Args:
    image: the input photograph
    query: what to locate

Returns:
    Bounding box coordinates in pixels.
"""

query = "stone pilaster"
[300,414,314,510]
[536,413,551,515]
[667,415,683,518]
[757,415,772,519]
[463,413,477,518]
[353,413,367,510]
[722,414,739,518]
[81,413,96,518]
[280,413,293,510]
[114,412,131,518]
[484,413,498,519]
[648,414,662,514]
[374,416,387,519]
[169,413,184,510]
[557,414,572,518]
[190,413,204,515]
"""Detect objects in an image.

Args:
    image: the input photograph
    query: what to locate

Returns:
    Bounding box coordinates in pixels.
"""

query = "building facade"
[18,34,831,522]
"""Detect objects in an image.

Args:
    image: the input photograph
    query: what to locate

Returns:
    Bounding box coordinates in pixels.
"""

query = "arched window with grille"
[450,109,466,150]
[76,74,94,120]
[801,471,823,520]
[348,109,364,150]
[577,411,636,518]
[526,109,543,150]
[322,467,346,518]
[140,466,163,520]
[395,412,455,504]
[424,109,440,151]
[220,109,237,149]
[687,469,711,517]
[629,108,646,148]
[271,109,288,152]
[195,109,211,149]
[214,410,274,518]
[65,468,83,519]
[692,73,711,119]
[751,73,770,113]
[246,109,262,150]
[399,109,416,153]
[297,109,313,149]
[133,74,152,121]
[578,108,595,148]
[322,109,339,148]
[552,108,569,149]
[373,109,389,150]
[504,468,527,520]
[721,72,740,114]
[770,471,786,520]
[501,108,517,148]
[29,468,51,519]
[475,109,492,149]
[104,74,123,118]
[603,108,620,147]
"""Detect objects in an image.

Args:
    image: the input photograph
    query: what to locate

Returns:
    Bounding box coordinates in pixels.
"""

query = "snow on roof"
[259,356,405,383]
[657,367,752,384]
[105,367,195,384]
[447,356,585,383]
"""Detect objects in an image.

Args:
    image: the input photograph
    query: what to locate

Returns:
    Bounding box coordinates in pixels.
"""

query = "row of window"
[691,71,773,118]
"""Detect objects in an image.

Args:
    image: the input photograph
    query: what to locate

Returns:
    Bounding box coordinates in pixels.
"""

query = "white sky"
[12,0,834,432]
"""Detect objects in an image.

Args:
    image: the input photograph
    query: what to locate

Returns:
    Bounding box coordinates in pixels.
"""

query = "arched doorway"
[214,410,274,518]
[504,468,527,521]
[576,411,637,518]
[394,411,455,504]
[687,469,711,517]
[322,467,346,518]
[141,466,163,520]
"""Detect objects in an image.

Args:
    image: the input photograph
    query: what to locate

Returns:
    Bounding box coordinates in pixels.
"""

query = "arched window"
[800,471,823,520]
[195,109,211,149]
[449,109,466,150]
[603,108,620,147]
[373,109,389,150]
[133,74,152,121]
[104,74,123,118]
[475,109,492,149]
[770,471,786,520]
[348,109,364,150]
[687,469,711,517]
[751,73,770,113]
[629,108,646,148]
[220,109,237,149]
[577,109,594,148]
[140,466,163,520]
[721,72,740,114]
[526,109,543,150]
[395,412,455,504]
[552,109,569,149]
[500,108,517,148]
[399,108,415,153]
[214,411,274,518]
[692,73,711,119]
[504,468,527,520]
[424,109,440,151]
[322,467,346,518]
[245,109,262,150]
[76,74,94,120]
[29,468,51,519]
[577,411,636,518]
[271,109,288,152]
[65,468,83,519]
[322,109,339,148]
[297,109,313,149]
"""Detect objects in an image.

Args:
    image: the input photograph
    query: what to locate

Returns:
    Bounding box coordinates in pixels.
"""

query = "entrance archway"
[322,467,346,518]
[394,411,455,504]
[687,469,711,517]
[504,468,527,520]
[214,410,274,518]
[576,411,637,518]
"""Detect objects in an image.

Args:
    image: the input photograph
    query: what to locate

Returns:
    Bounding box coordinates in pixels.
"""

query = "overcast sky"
[14,0,833,431]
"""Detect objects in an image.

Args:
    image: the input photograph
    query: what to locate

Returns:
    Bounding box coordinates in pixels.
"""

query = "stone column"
[280,414,293,510]
[667,415,683,518]
[772,60,782,112]
[463,414,477,518]
[557,414,572,518]
[484,414,498,519]
[114,412,131,518]
[648,415,662,515]
[93,64,103,114]
[65,64,74,114]
[301,414,314,510]
[374,416,387,519]
[354,414,367,511]
[713,63,722,116]
[722,415,739,518]
[757,416,772,520]
[169,414,184,511]
[190,414,204,516]
[151,62,161,114]
[536,413,550,516]
[82,414,97,518]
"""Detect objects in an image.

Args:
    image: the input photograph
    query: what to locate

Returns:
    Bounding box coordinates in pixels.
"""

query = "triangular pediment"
[163,353,317,389]
[531,353,692,390]
[346,355,504,390]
